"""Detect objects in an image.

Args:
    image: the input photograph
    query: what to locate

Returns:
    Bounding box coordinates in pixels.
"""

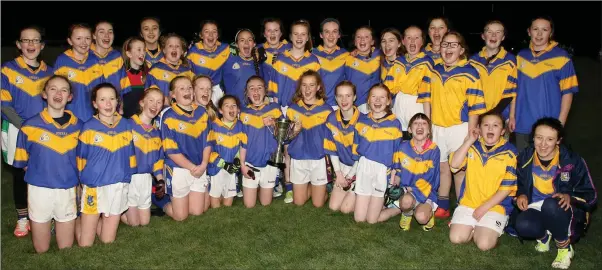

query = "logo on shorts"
[560,172,570,182]
[15,76,24,84]
[39,132,50,142]
[93,134,103,144]
[496,221,502,228]
[87,195,95,207]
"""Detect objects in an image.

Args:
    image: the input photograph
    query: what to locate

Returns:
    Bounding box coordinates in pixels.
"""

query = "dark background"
[2,1,601,60]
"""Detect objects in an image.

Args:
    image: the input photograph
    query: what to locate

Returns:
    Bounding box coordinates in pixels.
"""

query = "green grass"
[2,58,602,269]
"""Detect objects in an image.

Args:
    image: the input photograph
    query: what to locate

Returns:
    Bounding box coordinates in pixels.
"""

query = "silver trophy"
[267,118,297,168]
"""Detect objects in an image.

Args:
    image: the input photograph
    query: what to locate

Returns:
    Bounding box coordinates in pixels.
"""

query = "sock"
[438,197,450,211]
[555,238,570,249]
[539,233,550,243]
[285,182,293,192]
[16,208,28,220]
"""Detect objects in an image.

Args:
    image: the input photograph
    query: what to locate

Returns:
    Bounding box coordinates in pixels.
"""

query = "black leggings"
[11,165,27,210]
[515,198,572,242]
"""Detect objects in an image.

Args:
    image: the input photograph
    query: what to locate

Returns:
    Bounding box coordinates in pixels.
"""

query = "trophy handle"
[285,121,298,141]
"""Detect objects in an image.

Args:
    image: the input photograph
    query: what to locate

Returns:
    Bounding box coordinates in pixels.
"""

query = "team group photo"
[0,1,600,269]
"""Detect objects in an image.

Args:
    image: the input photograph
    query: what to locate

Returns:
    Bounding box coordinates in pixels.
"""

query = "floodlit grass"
[2,58,601,269]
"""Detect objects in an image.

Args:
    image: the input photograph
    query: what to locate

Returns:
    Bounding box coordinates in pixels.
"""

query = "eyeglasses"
[19,38,42,44]
[440,42,461,48]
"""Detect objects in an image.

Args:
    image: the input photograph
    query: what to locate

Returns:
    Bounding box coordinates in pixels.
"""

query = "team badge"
[199,57,206,65]
[39,132,50,142]
[93,134,103,144]
[560,172,570,182]
[242,115,249,124]
[332,130,338,137]
[217,135,223,143]
[178,122,186,131]
[68,70,76,79]
[87,195,95,207]
[281,66,288,73]
[132,134,139,142]
[163,72,169,80]
[395,67,401,73]
[15,76,24,84]
[468,152,474,159]
[361,126,368,135]
[401,158,409,168]
[233,63,240,70]
[353,61,359,67]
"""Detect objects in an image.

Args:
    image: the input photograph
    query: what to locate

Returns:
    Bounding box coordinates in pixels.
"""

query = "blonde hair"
[192,75,217,121]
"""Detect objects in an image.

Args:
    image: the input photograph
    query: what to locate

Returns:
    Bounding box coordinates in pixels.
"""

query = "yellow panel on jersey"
[452,137,518,215]
[398,52,435,97]
[286,99,332,160]
[20,126,80,155]
[469,47,518,113]
[531,148,560,203]
[186,41,230,84]
[207,118,247,176]
[424,43,443,65]
[382,59,404,94]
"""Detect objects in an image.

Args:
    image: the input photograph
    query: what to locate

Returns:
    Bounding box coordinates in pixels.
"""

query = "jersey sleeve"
[161,117,181,156]
[466,75,486,116]
[323,122,338,156]
[127,131,137,181]
[145,69,161,94]
[417,65,432,103]
[119,69,132,98]
[559,57,579,95]
[153,144,164,178]
[502,61,518,99]
[76,129,90,175]
[12,126,29,168]
[449,148,468,173]
[499,154,518,196]
[351,124,360,161]
[1,68,13,108]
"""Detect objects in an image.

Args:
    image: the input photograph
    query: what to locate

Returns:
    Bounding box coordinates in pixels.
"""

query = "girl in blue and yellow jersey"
[207,95,247,208]
[424,17,450,65]
[13,75,82,253]
[140,17,163,69]
[352,84,403,224]
[121,88,164,227]
[380,28,403,91]
[119,37,149,118]
[286,70,332,207]
[222,29,263,106]
[160,76,212,221]
[187,20,231,104]
[314,18,349,110]
[393,26,434,136]
[145,33,194,104]
[91,21,123,92]
[54,24,105,122]
[513,118,597,269]
[344,26,381,113]
[239,76,282,208]
[76,83,136,247]
[324,81,360,213]
[1,26,54,237]
[469,21,517,121]
[421,32,486,219]
[268,20,321,114]
[258,18,292,83]
[510,17,578,152]
[448,111,517,251]
[381,113,439,231]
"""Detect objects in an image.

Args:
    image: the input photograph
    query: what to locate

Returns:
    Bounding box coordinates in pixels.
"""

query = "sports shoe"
[552,245,574,269]
[535,231,552,252]
[284,190,293,204]
[422,215,435,231]
[399,214,412,231]
[14,217,30,237]
[237,190,243,198]
[273,183,283,198]
[434,208,450,219]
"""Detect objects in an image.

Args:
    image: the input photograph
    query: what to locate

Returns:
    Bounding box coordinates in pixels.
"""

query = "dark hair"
[320,18,341,32]
[380,27,405,58]
[442,31,469,60]
[91,82,120,115]
[367,83,393,115]
[94,21,113,33]
[292,70,326,103]
[43,74,72,94]
[334,80,356,96]
[195,20,220,45]
[122,36,148,80]
[290,20,313,52]
[244,75,267,104]
[68,23,92,38]
[530,16,555,39]
[530,117,564,143]
[427,16,452,33]
[354,26,375,58]
[233,29,261,76]
[160,33,189,67]
[140,17,161,27]
[18,25,45,43]
[217,94,241,112]
[408,113,432,139]
[262,17,285,40]
[478,111,506,129]
[137,87,164,115]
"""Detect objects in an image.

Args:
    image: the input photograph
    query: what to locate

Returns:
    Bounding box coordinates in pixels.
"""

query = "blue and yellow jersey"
[207,118,247,176]
[240,102,282,167]
[160,104,210,171]
[352,112,403,168]
[1,57,52,121]
[145,58,194,97]
[286,99,332,160]
[424,43,443,65]
[324,107,360,166]
[222,54,261,105]
[469,47,517,119]
[344,49,381,106]
[186,41,230,86]
[91,44,124,91]
[422,59,486,127]
[381,58,402,94]
[451,137,518,215]
[531,148,560,203]
[313,45,349,106]
[53,50,105,122]
[13,109,82,189]
[258,40,291,82]
[393,140,440,204]
[129,115,163,178]
[268,50,321,107]
[145,45,164,69]
[514,41,578,134]
[397,52,435,97]
[77,113,136,187]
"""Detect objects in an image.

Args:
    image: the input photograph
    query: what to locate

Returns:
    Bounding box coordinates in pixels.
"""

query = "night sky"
[2,1,601,58]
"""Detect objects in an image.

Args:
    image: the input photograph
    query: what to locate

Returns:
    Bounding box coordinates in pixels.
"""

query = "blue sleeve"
[12,126,29,168]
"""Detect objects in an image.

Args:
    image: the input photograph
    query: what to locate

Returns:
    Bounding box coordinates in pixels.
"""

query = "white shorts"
[432,122,468,162]
[290,158,328,186]
[81,183,129,217]
[405,190,437,211]
[209,169,237,198]
[167,167,208,198]
[127,173,153,209]
[1,120,18,165]
[354,157,388,197]
[211,84,225,105]
[28,185,77,223]
[450,205,508,236]
[393,93,423,131]
[357,103,369,114]
[242,162,278,189]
